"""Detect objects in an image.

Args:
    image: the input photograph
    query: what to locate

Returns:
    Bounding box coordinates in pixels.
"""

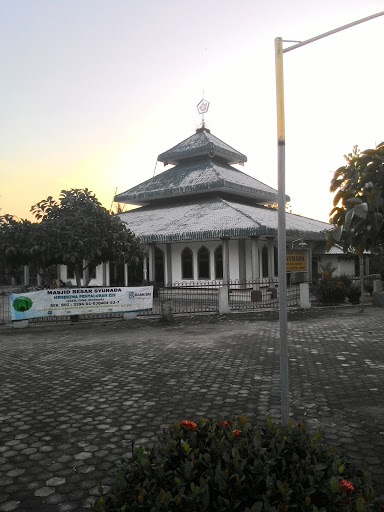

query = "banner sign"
[10,286,153,321]
[286,250,307,272]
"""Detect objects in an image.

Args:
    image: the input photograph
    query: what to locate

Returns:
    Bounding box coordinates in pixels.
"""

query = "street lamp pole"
[275,11,384,424]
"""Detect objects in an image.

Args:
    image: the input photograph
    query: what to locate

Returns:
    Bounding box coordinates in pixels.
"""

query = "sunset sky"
[1,0,383,224]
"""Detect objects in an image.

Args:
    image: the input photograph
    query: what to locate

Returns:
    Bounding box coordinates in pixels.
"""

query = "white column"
[267,237,275,278]
[124,262,129,287]
[105,262,110,286]
[307,244,312,282]
[23,265,30,286]
[148,244,155,282]
[221,238,230,284]
[143,256,148,282]
[166,245,172,286]
[251,237,260,289]
[238,239,246,283]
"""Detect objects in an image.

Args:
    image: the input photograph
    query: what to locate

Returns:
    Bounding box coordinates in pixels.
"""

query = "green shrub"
[364,281,374,295]
[315,278,346,305]
[347,285,361,304]
[91,416,377,512]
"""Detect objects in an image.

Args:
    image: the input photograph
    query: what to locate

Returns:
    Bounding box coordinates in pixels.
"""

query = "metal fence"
[0,294,11,325]
[139,278,301,315]
[0,276,380,325]
[227,278,301,311]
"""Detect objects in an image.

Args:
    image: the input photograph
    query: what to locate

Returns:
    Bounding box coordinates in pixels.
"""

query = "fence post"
[299,283,311,309]
[372,279,384,307]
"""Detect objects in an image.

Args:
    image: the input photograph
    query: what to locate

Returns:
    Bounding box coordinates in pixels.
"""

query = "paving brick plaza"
[1,307,384,511]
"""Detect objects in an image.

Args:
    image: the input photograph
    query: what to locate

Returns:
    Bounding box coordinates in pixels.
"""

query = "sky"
[1,0,383,224]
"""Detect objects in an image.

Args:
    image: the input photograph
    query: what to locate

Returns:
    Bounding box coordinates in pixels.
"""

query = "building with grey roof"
[115,125,331,285]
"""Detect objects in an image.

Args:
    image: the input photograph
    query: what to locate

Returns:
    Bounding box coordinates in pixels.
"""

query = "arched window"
[262,245,268,278]
[198,246,210,280]
[214,245,223,279]
[181,247,193,279]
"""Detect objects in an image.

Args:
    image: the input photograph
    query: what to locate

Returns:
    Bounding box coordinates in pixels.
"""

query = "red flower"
[221,420,228,426]
[340,479,354,492]
[232,429,242,437]
[180,420,197,431]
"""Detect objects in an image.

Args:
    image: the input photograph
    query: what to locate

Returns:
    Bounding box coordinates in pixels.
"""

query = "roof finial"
[197,95,209,129]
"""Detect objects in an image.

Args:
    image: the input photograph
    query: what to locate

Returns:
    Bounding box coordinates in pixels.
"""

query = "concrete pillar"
[105,262,110,286]
[221,238,230,284]
[143,255,148,282]
[267,237,275,279]
[238,239,246,284]
[218,286,230,314]
[166,244,172,286]
[23,265,29,286]
[13,320,29,329]
[124,262,129,287]
[299,283,311,309]
[251,237,260,289]
[307,244,312,282]
[148,244,155,282]
[102,263,107,286]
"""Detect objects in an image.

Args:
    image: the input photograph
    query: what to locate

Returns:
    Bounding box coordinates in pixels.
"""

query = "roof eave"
[158,146,247,166]
[114,181,286,205]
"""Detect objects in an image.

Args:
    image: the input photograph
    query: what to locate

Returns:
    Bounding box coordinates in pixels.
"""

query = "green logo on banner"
[13,296,33,312]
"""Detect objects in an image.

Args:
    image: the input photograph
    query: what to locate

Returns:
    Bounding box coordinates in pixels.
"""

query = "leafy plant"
[91,416,377,512]
[315,277,347,305]
[347,285,361,304]
[0,189,143,287]
[319,261,337,280]
[328,142,384,255]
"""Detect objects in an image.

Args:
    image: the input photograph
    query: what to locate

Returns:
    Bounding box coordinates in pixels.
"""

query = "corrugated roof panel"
[115,158,282,205]
[157,128,247,165]
[119,197,330,243]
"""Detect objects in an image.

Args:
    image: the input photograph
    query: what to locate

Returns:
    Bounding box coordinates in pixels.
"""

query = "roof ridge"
[210,160,222,181]
[205,131,245,156]
[219,198,263,228]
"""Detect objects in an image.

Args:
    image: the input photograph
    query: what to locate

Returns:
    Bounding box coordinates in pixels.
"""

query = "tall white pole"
[274,11,384,425]
[275,37,289,423]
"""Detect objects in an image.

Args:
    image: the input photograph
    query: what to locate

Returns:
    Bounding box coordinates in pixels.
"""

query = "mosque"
[114,103,335,287]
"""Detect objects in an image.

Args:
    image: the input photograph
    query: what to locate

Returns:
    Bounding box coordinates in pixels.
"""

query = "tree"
[328,142,384,255]
[0,213,74,286]
[29,188,142,286]
[0,215,35,283]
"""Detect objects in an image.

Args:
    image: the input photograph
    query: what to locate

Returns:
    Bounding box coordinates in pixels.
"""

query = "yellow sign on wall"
[286,250,307,272]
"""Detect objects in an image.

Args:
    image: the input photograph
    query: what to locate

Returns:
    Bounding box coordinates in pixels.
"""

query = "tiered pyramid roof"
[115,126,286,206]
[116,125,330,242]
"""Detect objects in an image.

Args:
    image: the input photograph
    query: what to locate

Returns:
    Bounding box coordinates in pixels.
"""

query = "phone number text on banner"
[10,286,153,320]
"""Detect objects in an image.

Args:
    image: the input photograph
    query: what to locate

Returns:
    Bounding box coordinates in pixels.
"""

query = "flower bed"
[91,416,379,511]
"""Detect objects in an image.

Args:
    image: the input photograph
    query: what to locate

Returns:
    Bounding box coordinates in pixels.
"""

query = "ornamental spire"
[197,97,210,129]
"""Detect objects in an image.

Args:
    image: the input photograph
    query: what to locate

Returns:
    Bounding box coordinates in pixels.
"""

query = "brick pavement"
[0,307,384,511]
